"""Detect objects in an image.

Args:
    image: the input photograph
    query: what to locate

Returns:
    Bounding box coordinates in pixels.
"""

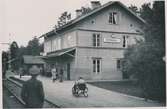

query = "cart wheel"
[85,87,88,93]
[84,92,88,97]
[75,91,79,97]
[72,87,75,95]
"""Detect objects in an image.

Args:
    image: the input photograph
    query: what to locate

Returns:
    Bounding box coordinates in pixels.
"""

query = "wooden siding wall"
[77,5,143,34]
[44,30,77,54]
[75,47,124,80]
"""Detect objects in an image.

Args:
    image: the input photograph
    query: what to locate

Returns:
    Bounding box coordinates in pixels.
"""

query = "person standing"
[19,67,23,78]
[59,68,64,82]
[51,66,57,82]
[21,65,45,108]
[39,66,43,75]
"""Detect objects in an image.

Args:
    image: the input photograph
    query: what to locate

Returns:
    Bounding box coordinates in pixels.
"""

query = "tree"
[129,5,138,14]
[16,46,27,67]
[10,41,19,70]
[140,3,153,24]
[10,41,19,59]
[2,51,9,77]
[80,6,91,15]
[39,43,44,53]
[15,37,43,68]
[122,1,165,102]
[56,11,71,28]
[55,6,91,29]
[26,36,41,56]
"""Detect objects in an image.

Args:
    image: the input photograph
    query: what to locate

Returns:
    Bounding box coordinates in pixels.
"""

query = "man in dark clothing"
[59,68,64,82]
[21,65,45,108]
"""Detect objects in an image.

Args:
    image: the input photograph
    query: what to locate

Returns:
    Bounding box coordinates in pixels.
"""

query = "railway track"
[3,86,25,108]
[3,78,60,108]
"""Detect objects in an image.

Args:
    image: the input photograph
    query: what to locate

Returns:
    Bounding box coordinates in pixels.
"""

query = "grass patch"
[88,80,144,98]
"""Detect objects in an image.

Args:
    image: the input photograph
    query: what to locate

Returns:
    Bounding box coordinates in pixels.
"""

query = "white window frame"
[109,12,118,24]
[57,38,61,50]
[117,58,123,70]
[93,33,101,47]
[52,39,57,51]
[93,58,102,74]
[68,35,72,46]
[44,41,52,53]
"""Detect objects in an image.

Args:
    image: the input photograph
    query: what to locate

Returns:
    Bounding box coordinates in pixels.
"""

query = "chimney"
[91,1,101,9]
[76,9,82,17]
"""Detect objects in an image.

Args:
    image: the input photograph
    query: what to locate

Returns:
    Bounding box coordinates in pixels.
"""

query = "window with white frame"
[52,39,57,51]
[57,38,61,50]
[44,41,52,53]
[93,58,101,74]
[68,35,72,46]
[117,59,123,70]
[93,33,101,47]
[109,12,118,24]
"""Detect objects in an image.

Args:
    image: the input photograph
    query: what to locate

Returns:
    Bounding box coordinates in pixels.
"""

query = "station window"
[45,41,52,53]
[92,33,101,47]
[93,58,101,74]
[117,59,121,69]
[109,12,118,24]
[57,38,61,50]
[52,39,57,51]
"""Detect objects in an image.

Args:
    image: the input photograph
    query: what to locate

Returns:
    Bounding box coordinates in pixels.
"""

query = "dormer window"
[109,12,118,24]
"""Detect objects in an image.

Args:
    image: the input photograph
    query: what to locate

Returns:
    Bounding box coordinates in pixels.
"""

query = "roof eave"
[40,1,147,38]
[116,1,146,25]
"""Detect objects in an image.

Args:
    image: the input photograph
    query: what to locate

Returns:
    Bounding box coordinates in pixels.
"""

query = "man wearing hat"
[21,65,45,108]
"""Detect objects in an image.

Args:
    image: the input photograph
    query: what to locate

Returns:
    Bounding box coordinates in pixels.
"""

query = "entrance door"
[67,63,70,80]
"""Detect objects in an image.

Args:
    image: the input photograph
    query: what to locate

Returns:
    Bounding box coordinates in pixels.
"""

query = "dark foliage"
[122,1,165,102]
[129,5,138,14]
[26,37,41,56]
[9,37,43,69]
[10,41,19,59]
[10,41,19,70]
[2,51,9,77]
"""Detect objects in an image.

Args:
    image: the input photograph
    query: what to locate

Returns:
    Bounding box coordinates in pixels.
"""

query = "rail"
[3,78,60,108]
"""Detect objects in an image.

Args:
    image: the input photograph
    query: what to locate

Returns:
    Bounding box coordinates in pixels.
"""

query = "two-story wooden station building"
[41,1,145,80]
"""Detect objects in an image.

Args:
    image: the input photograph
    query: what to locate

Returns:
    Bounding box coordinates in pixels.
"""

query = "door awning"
[23,55,45,64]
[43,47,75,58]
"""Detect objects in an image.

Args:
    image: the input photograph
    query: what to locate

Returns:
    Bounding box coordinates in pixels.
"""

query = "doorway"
[67,63,70,80]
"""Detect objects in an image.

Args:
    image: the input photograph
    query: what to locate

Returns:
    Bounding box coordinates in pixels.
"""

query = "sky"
[0,0,154,51]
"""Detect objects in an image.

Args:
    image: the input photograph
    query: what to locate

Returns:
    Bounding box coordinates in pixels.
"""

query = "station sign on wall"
[104,37,121,43]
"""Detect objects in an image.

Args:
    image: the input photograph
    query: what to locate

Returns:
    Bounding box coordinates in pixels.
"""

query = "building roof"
[43,47,75,58]
[40,1,146,38]
[23,55,45,64]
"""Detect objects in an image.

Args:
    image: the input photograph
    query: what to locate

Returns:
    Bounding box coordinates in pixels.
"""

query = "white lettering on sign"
[104,38,121,43]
